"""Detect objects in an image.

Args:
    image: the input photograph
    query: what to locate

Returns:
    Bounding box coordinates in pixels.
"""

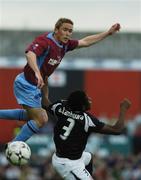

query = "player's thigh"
[52,153,79,180]
[52,156,93,180]
[82,151,92,166]
[23,106,48,126]
[52,154,69,179]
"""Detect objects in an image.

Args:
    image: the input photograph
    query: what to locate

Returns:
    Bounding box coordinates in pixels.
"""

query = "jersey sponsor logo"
[48,58,61,66]
[58,107,84,120]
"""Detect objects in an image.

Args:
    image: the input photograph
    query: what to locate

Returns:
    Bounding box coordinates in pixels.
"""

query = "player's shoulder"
[49,100,63,109]
[64,39,79,51]
[32,32,52,48]
[84,111,97,119]
[84,111,105,129]
[67,39,78,45]
[84,111,101,123]
[55,100,63,105]
[35,32,50,41]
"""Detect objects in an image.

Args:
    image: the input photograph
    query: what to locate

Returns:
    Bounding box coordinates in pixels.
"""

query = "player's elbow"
[25,51,36,59]
[78,40,90,48]
[112,127,125,135]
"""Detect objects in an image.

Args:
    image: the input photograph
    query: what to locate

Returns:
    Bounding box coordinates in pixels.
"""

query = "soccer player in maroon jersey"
[0,18,121,142]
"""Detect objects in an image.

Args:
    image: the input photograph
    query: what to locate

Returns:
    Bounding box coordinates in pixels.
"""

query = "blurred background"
[0,0,141,179]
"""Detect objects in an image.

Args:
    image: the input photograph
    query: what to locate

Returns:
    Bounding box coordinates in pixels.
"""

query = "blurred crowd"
[0,151,141,180]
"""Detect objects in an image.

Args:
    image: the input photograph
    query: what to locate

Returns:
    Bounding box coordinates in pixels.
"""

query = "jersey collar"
[47,32,63,48]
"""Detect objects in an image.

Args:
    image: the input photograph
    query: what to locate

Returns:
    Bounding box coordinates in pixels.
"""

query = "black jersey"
[48,100,105,160]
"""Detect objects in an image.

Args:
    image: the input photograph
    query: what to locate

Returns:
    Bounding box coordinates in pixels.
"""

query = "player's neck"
[53,33,63,45]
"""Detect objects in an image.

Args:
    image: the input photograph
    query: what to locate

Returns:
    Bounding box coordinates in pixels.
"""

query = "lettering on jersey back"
[58,107,84,120]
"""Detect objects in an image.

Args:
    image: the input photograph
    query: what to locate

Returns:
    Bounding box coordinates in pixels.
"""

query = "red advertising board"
[0,68,141,143]
[85,70,141,118]
[0,68,22,143]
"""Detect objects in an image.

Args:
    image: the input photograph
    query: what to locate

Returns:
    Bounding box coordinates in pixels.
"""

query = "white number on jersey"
[60,118,75,140]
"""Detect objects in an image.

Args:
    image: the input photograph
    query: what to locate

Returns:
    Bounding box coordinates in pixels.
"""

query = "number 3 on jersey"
[60,118,75,140]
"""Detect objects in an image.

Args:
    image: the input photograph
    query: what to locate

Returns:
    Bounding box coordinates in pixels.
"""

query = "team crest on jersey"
[32,44,39,50]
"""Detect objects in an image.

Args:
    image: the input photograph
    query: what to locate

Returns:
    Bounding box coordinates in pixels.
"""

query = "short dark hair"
[66,90,90,111]
[54,18,73,30]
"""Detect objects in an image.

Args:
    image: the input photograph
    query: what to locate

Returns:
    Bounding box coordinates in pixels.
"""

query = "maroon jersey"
[24,32,78,85]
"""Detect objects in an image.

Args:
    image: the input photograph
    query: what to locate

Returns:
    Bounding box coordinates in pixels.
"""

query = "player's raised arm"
[98,98,131,135]
[78,23,121,48]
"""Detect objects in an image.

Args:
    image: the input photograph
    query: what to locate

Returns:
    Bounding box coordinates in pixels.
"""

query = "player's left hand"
[120,98,131,111]
[108,23,121,35]
[35,71,45,89]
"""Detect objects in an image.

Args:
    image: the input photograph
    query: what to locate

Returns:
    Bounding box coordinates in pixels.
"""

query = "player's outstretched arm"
[78,23,121,48]
[98,98,131,135]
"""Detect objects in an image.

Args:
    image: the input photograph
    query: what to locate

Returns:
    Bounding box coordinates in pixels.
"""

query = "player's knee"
[83,152,93,165]
[85,153,93,176]
[89,152,93,162]
[37,110,48,127]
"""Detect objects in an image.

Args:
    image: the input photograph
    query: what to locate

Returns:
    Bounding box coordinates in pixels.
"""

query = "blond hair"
[54,18,73,30]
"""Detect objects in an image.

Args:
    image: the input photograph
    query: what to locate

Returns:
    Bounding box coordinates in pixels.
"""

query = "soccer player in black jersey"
[45,87,131,180]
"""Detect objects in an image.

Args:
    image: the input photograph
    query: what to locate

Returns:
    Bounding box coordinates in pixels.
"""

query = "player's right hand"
[108,23,121,35]
[35,71,44,89]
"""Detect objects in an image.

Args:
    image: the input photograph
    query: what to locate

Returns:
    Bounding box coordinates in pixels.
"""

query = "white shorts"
[52,151,94,180]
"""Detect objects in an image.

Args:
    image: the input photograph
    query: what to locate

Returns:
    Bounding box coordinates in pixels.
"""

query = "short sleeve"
[84,112,105,132]
[25,35,48,56]
[47,101,62,116]
[66,39,78,52]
